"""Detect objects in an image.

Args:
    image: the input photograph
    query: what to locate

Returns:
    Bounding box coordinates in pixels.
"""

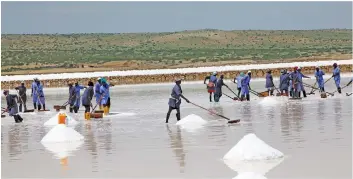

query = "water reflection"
[84,121,98,172]
[333,98,342,133]
[8,125,22,161]
[166,125,185,173]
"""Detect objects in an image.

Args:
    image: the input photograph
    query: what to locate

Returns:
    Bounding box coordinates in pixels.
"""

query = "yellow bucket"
[58,113,67,124]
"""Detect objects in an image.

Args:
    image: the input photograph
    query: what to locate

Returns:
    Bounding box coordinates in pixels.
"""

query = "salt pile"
[44,112,78,126]
[233,172,268,179]
[41,124,84,143]
[41,140,84,159]
[223,133,283,161]
[175,114,207,131]
[224,157,284,175]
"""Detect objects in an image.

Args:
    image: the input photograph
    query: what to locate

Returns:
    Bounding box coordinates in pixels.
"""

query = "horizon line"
[2,28,352,35]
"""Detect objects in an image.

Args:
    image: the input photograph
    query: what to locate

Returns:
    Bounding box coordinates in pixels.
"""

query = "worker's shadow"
[166,125,186,173]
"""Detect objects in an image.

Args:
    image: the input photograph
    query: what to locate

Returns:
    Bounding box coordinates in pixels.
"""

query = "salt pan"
[175,114,207,131]
[258,97,279,106]
[223,133,283,161]
[44,112,78,127]
[41,124,84,143]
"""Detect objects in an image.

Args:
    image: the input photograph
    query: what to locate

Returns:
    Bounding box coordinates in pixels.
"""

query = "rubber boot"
[298,92,301,98]
[176,113,181,121]
[19,104,23,112]
[241,95,245,101]
[165,113,170,123]
[24,104,27,111]
[322,87,325,92]
[338,87,342,94]
[246,94,250,101]
[43,104,46,110]
[14,115,19,123]
[103,106,109,115]
[289,91,293,97]
[38,104,42,111]
[270,90,274,96]
[69,105,73,113]
[209,94,212,102]
[74,106,78,113]
[33,103,37,110]
[303,91,307,98]
[17,115,23,122]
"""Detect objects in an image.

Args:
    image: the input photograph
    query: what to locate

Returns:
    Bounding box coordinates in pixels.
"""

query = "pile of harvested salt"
[176,114,207,131]
[41,124,84,143]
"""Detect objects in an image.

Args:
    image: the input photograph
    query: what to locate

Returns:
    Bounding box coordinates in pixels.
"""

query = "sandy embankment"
[1,60,352,89]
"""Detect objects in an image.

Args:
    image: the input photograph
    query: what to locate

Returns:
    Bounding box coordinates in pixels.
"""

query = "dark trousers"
[103,97,111,107]
[84,105,90,113]
[237,87,241,97]
[241,94,250,101]
[38,104,46,110]
[166,106,180,123]
[19,104,27,112]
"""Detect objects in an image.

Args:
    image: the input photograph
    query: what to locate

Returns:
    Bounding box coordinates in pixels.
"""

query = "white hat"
[212,72,217,75]
[298,67,301,70]
[247,70,251,73]
[97,77,101,80]
[316,66,320,68]
[21,80,25,83]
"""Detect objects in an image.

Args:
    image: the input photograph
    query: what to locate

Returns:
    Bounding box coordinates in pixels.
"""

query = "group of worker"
[65,77,113,114]
[2,77,113,123]
[202,63,346,102]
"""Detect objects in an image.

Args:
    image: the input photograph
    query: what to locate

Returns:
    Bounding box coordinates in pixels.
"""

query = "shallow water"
[1,78,352,178]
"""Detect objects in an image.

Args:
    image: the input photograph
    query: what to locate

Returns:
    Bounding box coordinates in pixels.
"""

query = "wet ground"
[1,77,352,178]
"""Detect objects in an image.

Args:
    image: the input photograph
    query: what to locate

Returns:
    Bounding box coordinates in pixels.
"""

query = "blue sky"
[1,1,352,34]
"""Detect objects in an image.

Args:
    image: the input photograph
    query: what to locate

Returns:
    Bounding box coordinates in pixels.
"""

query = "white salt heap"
[175,114,207,131]
[41,124,84,143]
[223,133,284,161]
[44,112,78,126]
[41,140,84,159]
[224,157,284,176]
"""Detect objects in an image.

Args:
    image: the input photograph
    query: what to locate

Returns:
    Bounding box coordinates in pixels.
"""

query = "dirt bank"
[1,64,351,89]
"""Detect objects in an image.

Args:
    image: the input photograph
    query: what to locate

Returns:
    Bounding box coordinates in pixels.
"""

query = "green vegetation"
[1,29,352,67]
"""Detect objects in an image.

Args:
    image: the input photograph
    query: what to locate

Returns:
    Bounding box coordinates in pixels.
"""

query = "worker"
[15,81,27,112]
[73,82,85,113]
[241,71,252,101]
[214,74,229,102]
[94,78,102,109]
[34,79,46,110]
[100,78,110,115]
[68,82,76,113]
[233,72,244,97]
[287,70,294,97]
[31,77,38,110]
[203,72,218,102]
[332,63,341,93]
[314,66,325,92]
[265,70,275,96]
[82,81,94,113]
[297,67,310,97]
[3,90,23,123]
[166,79,190,123]
[291,67,301,98]
[279,69,290,96]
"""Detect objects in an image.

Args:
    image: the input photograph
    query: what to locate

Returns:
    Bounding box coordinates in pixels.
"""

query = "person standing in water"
[297,67,310,97]
[279,69,290,96]
[166,79,190,123]
[99,78,111,114]
[241,71,252,101]
[314,66,325,92]
[35,79,46,110]
[265,70,275,96]
[3,90,23,123]
[68,82,76,113]
[332,63,341,94]
[15,81,27,112]
[204,72,218,102]
[214,75,229,102]
[233,72,244,97]
[94,78,103,109]
[31,77,38,110]
[291,67,302,98]
[82,81,94,113]
[73,82,85,113]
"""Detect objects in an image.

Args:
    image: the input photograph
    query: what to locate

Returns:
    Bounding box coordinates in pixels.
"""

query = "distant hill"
[1,29,352,74]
